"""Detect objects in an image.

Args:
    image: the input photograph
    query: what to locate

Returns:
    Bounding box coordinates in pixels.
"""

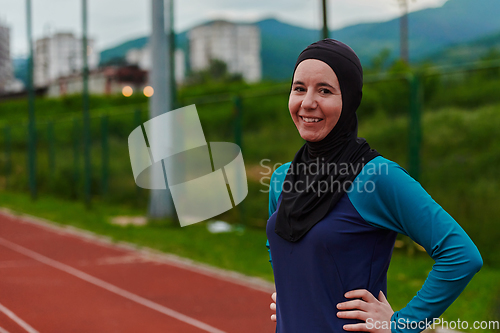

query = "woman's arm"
[266,164,291,323]
[347,157,483,333]
[266,173,277,267]
[266,162,291,268]
[266,171,277,267]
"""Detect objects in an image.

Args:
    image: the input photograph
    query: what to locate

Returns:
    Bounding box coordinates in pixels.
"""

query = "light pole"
[26,0,37,200]
[148,0,175,219]
[399,0,409,63]
[169,0,177,109]
[321,0,329,39]
[82,0,91,208]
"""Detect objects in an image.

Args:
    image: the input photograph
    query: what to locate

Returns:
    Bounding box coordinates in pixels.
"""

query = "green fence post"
[26,0,37,201]
[233,95,242,150]
[47,121,55,185]
[82,0,91,209]
[232,95,245,230]
[134,108,142,128]
[82,113,91,208]
[408,74,423,181]
[133,109,142,202]
[73,118,80,199]
[4,126,11,189]
[101,114,109,197]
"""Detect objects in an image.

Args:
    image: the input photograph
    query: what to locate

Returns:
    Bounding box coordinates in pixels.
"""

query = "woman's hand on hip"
[336,289,393,332]
[270,292,277,322]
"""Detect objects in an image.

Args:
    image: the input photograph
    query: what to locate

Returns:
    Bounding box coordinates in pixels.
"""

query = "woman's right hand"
[270,292,277,322]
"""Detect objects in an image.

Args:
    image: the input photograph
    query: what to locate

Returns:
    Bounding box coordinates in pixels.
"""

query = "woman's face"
[289,59,342,142]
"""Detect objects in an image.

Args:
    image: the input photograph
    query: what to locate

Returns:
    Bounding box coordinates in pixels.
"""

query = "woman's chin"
[299,129,325,142]
[300,134,323,142]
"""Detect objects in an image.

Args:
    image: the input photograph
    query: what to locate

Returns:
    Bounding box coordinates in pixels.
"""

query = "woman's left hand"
[336,289,394,332]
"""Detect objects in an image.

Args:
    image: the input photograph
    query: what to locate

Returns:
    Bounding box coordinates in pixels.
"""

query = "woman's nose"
[301,91,317,109]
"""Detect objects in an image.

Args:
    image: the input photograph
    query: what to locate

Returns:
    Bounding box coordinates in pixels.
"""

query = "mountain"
[331,0,500,63]
[256,18,317,80]
[99,32,189,66]
[99,36,149,65]
[12,57,28,86]
[19,0,500,82]
[424,31,500,65]
[244,0,500,79]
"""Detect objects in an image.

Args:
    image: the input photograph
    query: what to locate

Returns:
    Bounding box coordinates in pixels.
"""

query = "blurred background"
[0,0,499,331]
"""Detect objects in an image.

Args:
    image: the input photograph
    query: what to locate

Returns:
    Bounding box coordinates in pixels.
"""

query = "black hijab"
[274,39,380,242]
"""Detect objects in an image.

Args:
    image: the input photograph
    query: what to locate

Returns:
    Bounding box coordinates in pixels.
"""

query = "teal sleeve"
[347,157,483,333]
[266,163,291,269]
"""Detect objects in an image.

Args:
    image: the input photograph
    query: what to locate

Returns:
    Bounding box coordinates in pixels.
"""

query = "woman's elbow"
[468,247,483,273]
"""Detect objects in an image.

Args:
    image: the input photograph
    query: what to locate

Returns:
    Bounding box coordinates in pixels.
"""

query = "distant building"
[126,46,186,84]
[188,20,261,83]
[46,65,147,97]
[0,22,14,92]
[34,32,99,87]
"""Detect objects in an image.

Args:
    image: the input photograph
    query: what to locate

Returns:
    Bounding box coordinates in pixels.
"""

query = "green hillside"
[12,0,500,83]
[99,36,149,65]
[424,31,500,65]
[1,70,500,267]
[99,31,189,66]
[334,0,500,61]
[13,0,500,83]
[92,0,500,81]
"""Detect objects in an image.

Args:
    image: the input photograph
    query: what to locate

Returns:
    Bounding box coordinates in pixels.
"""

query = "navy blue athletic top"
[266,156,483,333]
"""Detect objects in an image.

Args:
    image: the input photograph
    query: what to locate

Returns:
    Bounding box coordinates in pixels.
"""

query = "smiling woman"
[289,59,342,142]
[265,39,483,333]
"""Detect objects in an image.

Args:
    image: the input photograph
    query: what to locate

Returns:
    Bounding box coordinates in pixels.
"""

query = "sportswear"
[266,156,483,333]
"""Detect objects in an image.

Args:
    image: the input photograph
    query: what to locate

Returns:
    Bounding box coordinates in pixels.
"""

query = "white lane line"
[0,301,39,333]
[0,209,275,294]
[0,237,226,333]
[0,326,11,333]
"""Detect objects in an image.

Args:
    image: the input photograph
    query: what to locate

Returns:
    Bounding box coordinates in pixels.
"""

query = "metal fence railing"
[1,60,500,225]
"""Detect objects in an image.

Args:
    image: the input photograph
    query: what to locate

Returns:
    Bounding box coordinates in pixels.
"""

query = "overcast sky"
[0,0,448,57]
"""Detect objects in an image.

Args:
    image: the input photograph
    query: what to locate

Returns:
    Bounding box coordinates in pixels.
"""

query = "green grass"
[357,104,500,268]
[2,99,500,267]
[0,190,498,331]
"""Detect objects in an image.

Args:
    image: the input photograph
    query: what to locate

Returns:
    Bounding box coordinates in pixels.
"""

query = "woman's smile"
[299,116,323,124]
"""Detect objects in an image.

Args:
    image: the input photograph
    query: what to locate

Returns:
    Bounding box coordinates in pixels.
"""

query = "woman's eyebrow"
[317,82,335,89]
[318,82,340,93]
[292,81,338,92]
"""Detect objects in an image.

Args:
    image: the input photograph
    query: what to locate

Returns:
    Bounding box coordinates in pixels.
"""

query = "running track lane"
[0,211,276,333]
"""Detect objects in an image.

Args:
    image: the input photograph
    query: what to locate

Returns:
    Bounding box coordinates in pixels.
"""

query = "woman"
[265,39,483,333]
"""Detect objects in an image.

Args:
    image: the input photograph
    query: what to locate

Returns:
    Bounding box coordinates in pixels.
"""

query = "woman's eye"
[320,88,332,94]
[294,86,305,92]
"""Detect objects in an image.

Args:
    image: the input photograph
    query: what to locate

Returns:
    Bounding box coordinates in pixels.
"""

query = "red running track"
[0,211,276,333]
